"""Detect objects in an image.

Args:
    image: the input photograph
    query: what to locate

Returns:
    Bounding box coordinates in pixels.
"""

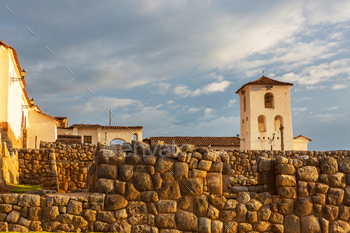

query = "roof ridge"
[236,75,293,93]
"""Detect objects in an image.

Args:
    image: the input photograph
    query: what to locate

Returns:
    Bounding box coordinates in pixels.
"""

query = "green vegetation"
[10,184,43,193]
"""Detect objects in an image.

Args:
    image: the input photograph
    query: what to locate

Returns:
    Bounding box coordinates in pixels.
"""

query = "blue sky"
[1,0,350,150]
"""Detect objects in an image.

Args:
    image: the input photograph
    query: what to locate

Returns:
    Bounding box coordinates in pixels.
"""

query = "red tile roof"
[236,76,293,93]
[146,136,240,146]
[63,124,143,130]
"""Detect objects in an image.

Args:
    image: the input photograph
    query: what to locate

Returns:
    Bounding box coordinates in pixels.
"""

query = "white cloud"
[204,108,214,116]
[315,113,345,122]
[332,84,347,90]
[292,107,307,112]
[174,80,231,97]
[328,106,338,110]
[227,99,237,108]
[279,73,301,83]
[167,100,174,104]
[81,96,140,113]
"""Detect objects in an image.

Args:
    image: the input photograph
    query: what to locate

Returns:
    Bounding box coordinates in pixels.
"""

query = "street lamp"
[21,69,27,78]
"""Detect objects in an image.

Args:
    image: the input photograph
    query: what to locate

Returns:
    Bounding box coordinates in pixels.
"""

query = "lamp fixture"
[266,85,273,90]
[21,69,27,78]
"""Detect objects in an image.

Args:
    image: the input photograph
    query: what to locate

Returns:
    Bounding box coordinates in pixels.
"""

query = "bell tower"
[236,76,294,150]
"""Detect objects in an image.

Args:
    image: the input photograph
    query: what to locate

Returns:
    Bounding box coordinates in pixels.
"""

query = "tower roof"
[235,76,293,93]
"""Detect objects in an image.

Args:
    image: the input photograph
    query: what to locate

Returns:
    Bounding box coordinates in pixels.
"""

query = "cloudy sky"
[1,0,350,150]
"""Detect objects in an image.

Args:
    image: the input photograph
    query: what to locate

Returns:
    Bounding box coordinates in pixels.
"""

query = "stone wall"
[18,142,96,193]
[84,141,350,232]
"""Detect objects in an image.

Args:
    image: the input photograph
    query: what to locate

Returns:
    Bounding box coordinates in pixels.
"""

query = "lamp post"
[280,125,284,151]
[105,132,108,144]
[271,133,276,150]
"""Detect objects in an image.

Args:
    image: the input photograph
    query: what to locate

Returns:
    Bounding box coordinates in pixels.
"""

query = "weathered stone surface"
[192,169,207,178]
[105,194,128,210]
[294,197,313,217]
[41,206,59,222]
[260,171,276,184]
[278,187,296,198]
[210,161,223,173]
[27,207,41,221]
[46,196,70,206]
[209,195,227,210]
[125,183,141,201]
[247,210,257,223]
[98,164,117,179]
[174,162,188,179]
[109,220,132,232]
[207,173,222,195]
[321,156,338,174]
[56,213,73,223]
[198,160,212,171]
[329,220,350,233]
[140,191,158,203]
[338,157,350,173]
[29,221,42,232]
[246,199,262,211]
[257,192,272,205]
[97,178,114,193]
[0,222,8,232]
[207,204,219,220]
[0,204,12,213]
[179,178,203,196]
[344,186,350,206]
[9,224,29,232]
[211,220,223,233]
[94,221,110,232]
[300,216,321,233]
[329,172,346,188]
[297,166,318,182]
[155,157,175,172]
[115,209,128,220]
[313,194,326,205]
[239,222,253,232]
[158,181,181,200]
[323,205,339,221]
[89,193,105,211]
[98,149,125,165]
[339,205,350,221]
[237,192,250,204]
[297,181,309,197]
[253,221,271,232]
[97,211,116,223]
[276,164,295,175]
[134,172,154,191]
[17,194,40,207]
[72,215,88,228]
[236,203,247,222]
[259,158,273,172]
[67,200,82,215]
[176,211,198,231]
[284,214,300,233]
[6,210,21,223]
[258,205,271,221]
[1,194,20,204]
[224,221,238,233]
[198,217,211,233]
[193,195,208,217]
[317,183,329,194]
[219,209,236,222]
[157,200,177,213]
[156,214,176,229]
[177,197,190,211]
[270,212,284,224]
[319,217,329,233]
[279,198,294,215]
[327,188,344,205]
[224,199,238,210]
[276,175,296,186]
[119,164,134,181]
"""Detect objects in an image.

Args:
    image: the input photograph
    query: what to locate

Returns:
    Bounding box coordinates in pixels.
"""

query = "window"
[275,115,283,131]
[246,117,249,133]
[243,96,246,112]
[84,136,92,144]
[258,115,266,132]
[133,134,138,141]
[242,120,245,135]
[264,93,274,108]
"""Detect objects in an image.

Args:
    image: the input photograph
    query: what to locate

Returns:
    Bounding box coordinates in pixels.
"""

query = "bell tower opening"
[264,93,274,108]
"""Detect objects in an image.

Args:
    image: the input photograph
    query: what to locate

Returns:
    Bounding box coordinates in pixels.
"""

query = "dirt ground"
[0,184,14,193]
[45,192,93,197]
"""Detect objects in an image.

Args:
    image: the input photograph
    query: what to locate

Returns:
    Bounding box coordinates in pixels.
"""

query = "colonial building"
[236,75,311,151]
[0,40,57,149]
[58,124,143,144]
[143,136,240,150]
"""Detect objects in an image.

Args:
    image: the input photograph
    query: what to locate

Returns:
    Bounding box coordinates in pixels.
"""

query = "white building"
[0,40,57,149]
[58,124,143,144]
[236,75,311,151]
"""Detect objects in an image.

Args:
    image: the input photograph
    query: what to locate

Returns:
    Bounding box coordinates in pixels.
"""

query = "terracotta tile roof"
[293,135,312,141]
[54,117,68,120]
[236,76,293,93]
[35,110,56,121]
[0,40,30,104]
[64,124,143,130]
[147,136,240,146]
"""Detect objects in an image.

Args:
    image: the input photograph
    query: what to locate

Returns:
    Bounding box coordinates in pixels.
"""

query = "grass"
[9,184,44,193]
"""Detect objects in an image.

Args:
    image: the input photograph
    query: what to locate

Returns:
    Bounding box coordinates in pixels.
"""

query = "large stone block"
[90,193,105,211]
[294,197,313,217]
[329,220,350,233]
[194,195,209,217]
[276,164,296,175]
[279,198,294,216]
[236,203,247,222]
[155,157,175,172]
[41,206,59,222]
[207,173,222,195]
[140,191,158,203]
[198,160,212,171]
[97,178,114,193]
[155,214,176,229]
[284,214,300,233]
[134,172,154,191]
[297,166,318,182]
[179,178,203,196]
[6,210,20,223]
[259,158,274,172]
[176,211,198,231]
[199,217,211,233]
[224,221,238,233]
[158,181,181,200]
[98,149,125,165]
[97,211,116,223]
[0,204,12,213]
[105,194,128,210]
[338,157,350,173]
[209,195,227,210]
[329,172,346,188]
[260,171,276,184]
[119,164,134,181]
[174,162,188,179]
[157,200,177,213]
[323,205,339,221]
[327,188,344,205]
[97,164,117,179]
[109,220,132,232]
[321,157,338,174]
[278,187,296,198]
[18,194,40,207]
[276,175,296,186]
[300,216,321,233]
